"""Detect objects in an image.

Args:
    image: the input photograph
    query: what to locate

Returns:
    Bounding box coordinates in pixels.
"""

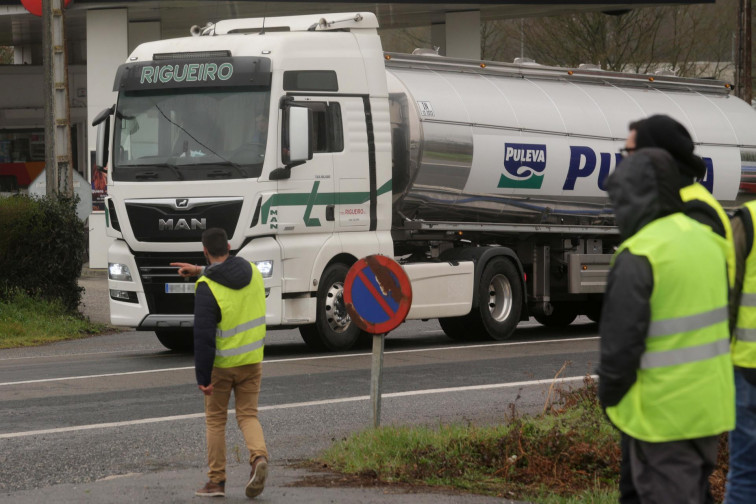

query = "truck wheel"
[534,304,578,328]
[439,316,474,342]
[300,263,361,352]
[469,257,522,341]
[298,324,325,350]
[155,329,194,352]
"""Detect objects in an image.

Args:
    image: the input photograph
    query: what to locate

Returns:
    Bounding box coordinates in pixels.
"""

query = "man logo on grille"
[176,198,189,208]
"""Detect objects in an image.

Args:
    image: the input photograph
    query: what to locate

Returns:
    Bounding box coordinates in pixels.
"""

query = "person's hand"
[199,384,214,396]
[171,262,201,278]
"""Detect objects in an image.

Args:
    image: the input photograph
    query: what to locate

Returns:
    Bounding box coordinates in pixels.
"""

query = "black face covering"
[632,114,706,179]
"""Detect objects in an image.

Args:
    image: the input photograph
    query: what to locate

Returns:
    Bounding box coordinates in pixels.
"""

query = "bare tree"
[376,2,749,93]
[486,1,738,80]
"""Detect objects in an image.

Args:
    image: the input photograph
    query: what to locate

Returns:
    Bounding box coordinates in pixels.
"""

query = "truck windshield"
[113,87,271,181]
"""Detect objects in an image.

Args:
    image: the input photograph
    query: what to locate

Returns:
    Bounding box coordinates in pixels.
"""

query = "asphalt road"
[0,272,601,503]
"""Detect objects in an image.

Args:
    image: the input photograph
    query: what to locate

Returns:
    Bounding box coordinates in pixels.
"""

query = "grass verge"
[317,376,730,503]
[0,290,107,349]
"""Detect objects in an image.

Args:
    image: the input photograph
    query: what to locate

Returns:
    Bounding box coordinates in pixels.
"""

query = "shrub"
[0,194,86,312]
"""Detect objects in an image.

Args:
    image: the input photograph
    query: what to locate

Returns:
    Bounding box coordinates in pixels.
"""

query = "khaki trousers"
[204,362,267,483]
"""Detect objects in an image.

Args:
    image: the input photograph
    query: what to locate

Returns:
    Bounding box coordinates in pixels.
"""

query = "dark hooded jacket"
[632,114,725,237]
[597,148,686,407]
[194,255,254,386]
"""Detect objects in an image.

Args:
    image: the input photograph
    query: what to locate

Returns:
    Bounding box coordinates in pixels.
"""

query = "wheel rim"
[325,281,350,333]
[488,274,513,322]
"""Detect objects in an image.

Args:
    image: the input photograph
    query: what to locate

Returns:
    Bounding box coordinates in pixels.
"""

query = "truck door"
[330,97,371,232]
[272,98,341,236]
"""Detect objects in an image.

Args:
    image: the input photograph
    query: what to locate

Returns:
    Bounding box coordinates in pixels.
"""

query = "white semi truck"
[94,12,756,351]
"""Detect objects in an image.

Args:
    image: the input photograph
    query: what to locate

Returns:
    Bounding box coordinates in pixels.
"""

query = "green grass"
[318,377,623,502]
[523,487,619,504]
[0,290,107,348]
[318,376,731,502]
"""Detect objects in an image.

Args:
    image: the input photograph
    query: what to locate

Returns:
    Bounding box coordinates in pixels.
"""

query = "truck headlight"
[108,263,133,281]
[254,260,273,278]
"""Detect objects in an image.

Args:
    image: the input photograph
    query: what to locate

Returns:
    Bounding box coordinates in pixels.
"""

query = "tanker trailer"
[382,52,756,338]
[94,12,756,351]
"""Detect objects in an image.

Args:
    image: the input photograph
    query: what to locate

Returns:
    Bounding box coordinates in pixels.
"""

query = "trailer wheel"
[534,304,578,328]
[584,298,603,323]
[470,257,522,341]
[155,329,194,352]
[299,263,361,352]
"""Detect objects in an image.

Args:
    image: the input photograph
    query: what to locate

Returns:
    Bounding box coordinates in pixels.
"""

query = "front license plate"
[165,283,195,294]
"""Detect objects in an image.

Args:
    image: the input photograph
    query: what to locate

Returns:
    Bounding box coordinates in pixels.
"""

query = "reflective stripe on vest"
[217,316,266,339]
[196,262,266,368]
[733,201,756,368]
[605,213,734,442]
[680,182,735,286]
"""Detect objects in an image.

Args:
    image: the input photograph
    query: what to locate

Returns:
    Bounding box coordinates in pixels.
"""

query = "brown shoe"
[195,480,225,497]
[245,456,268,498]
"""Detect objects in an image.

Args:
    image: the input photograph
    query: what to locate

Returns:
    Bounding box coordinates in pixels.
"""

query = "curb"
[80,263,107,278]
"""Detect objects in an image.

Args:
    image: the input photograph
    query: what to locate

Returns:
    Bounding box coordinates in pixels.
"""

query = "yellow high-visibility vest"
[733,201,756,369]
[680,182,735,286]
[196,262,266,368]
[606,213,734,442]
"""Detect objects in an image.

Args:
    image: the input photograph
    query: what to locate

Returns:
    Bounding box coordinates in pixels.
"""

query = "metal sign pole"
[370,333,386,428]
[343,255,412,430]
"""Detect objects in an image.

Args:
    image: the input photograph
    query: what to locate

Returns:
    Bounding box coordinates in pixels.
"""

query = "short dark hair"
[202,228,229,257]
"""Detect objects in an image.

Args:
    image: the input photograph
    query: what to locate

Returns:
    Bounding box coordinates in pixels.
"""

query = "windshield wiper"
[192,161,249,179]
[135,171,159,180]
[148,162,185,181]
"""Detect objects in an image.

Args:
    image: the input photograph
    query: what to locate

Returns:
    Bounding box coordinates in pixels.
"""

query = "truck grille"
[125,198,243,243]
[134,252,205,315]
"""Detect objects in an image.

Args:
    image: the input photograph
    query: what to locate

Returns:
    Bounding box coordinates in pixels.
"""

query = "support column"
[444,11,481,60]
[128,21,161,53]
[87,8,127,268]
[430,22,446,56]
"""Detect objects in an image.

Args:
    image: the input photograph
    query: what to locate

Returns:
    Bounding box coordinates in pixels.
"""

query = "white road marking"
[0,336,598,387]
[0,375,595,440]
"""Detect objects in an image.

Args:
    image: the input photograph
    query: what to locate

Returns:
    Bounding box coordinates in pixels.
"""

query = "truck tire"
[534,304,578,328]
[584,299,603,323]
[468,257,522,341]
[299,263,361,352]
[439,316,474,342]
[155,329,194,352]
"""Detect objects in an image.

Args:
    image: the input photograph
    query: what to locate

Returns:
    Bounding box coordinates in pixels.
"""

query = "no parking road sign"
[344,255,413,335]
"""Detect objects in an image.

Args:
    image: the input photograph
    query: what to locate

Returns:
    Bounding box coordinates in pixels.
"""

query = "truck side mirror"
[286,106,313,164]
[93,105,114,173]
[272,104,313,180]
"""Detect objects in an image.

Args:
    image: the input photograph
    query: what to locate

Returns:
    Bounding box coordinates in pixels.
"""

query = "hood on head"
[631,114,706,180]
[204,255,252,290]
[607,147,685,240]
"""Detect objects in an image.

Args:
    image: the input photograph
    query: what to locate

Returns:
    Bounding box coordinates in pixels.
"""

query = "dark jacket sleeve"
[194,282,220,387]
[597,250,653,408]
[730,214,747,332]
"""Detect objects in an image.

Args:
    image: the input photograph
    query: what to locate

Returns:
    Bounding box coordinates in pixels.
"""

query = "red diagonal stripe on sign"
[356,269,395,318]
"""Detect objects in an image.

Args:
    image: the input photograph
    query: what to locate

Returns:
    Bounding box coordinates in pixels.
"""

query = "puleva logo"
[498,143,547,189]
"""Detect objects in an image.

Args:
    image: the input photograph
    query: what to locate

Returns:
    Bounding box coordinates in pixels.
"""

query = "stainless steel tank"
[384,53,756,227]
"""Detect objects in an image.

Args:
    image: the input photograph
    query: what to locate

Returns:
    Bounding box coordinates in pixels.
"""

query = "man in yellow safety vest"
[598,147,734,503]
[725,202,756,503]
[172,227,268,499]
